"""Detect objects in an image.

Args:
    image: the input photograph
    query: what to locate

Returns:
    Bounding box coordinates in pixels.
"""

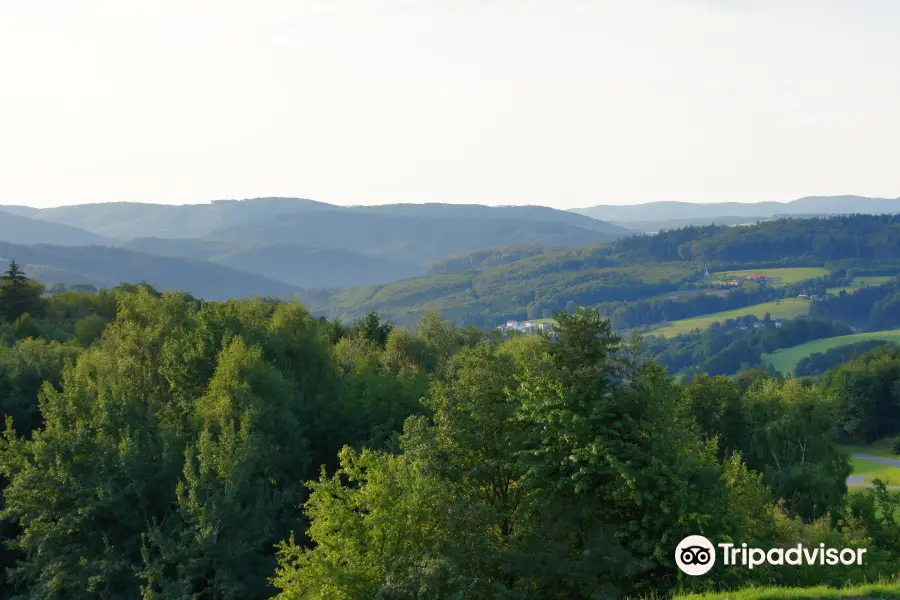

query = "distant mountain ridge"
[0,210,114,245]
[0,242,298,300]
[26,197,337,239]
[120,238,423,288]
[571,195,900,222]
[3,194,897,296]
[349,203,632,236]
[7,197,630,241]
[203,210,617,266]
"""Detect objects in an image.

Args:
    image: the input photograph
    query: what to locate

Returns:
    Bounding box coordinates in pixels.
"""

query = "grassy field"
[849,456,900,485]
[712,267,830,286]
[827,275,894,296]
[646,298,812,338]
[762,330,900,375]
[670,580,900,600]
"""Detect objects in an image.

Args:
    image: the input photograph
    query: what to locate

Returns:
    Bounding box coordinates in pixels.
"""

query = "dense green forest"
[811,279,900,329]
[616,214,900,263]
[3,259,900,598]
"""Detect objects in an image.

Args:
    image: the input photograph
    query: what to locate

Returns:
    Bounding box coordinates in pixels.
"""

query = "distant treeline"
[796,340,899,377]
[811,279,900,329]
[616,214,900,263]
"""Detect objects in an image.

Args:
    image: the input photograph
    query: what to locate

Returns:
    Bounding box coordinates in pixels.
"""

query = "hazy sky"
[2,0,898,209]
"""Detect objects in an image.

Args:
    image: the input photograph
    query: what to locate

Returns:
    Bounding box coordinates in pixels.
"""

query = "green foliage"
[272,309,798,598]
[0,261,44,324]
[2,284,900,599]
[795,340,899,377]
[823,346,900,442]
[0,289,339,599]
[682,376,852,521]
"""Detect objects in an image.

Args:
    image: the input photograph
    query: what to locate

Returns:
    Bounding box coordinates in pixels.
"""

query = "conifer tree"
[0,260,43,322]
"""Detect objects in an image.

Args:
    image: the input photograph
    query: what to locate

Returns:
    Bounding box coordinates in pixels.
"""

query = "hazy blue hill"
[355,203,633,236]
[121,238,424,288]
[26,198,630,243]
[210,243,423,288]
[572,201,789,222]
[0,242,298,300]
[119,238,243,260]
[572,195,900,222]
[21,264,102,286]
[787,194,900,214]
[0,210,115,245]
[0,205,41,217]
[34,197,339,239]
[610,215,767,233]
[205,210,614,265]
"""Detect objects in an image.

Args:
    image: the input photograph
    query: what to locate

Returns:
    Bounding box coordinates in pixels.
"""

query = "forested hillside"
[302,215,900,328]
[617,214,900,263]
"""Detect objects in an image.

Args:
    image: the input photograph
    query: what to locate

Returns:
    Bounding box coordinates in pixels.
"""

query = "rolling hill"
[30,197,339,239]
[0,205,41,217]
[299,247,694,327]
[120,238,423,288]
[572,195,900,223]
[209,243,423,288]
[0,210,115,246]
[119,238,247,261]
[204,210,618,266]
[0,242,298,300]
[22,197,631,244]
[353,203,633,236]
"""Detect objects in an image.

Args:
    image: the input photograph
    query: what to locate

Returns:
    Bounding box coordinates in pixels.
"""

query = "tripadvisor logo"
[675,535,716,576]
[675,535,867,576]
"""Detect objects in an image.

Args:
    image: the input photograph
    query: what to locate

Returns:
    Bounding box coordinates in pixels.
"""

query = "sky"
[1,0,898,209]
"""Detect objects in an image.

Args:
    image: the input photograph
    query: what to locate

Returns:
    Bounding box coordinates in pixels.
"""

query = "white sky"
[1,0,898,209]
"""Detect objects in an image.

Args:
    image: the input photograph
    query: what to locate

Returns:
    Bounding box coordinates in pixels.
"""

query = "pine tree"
[0,259,44,323]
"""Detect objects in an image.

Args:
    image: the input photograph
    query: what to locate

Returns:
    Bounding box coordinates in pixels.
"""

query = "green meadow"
[713,267,830,286]
[763,330,900,375]
[827,275,894,296]
[647,298,812,338]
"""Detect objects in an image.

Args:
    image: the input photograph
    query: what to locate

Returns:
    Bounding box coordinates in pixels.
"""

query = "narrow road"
[847,453,900,489]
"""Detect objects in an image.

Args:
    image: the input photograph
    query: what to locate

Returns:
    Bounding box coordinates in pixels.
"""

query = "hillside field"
[712,266,830,286]
[827,275,895,295]
[646,297,812,338]
[763,330,900,375]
